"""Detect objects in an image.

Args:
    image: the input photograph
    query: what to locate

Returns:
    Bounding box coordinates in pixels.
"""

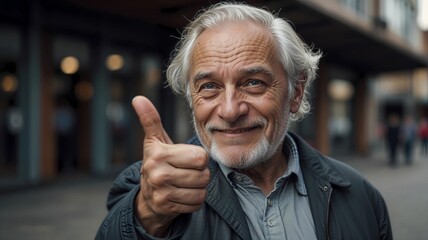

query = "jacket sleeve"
[95,161,143,240]
[373,188,393,240]
[95,161,190,240]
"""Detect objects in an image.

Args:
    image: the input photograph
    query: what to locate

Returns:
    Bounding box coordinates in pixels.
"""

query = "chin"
[209,137,274,169]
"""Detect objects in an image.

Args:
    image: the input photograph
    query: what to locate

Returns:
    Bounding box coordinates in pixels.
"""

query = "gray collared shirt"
[219,134,317,240]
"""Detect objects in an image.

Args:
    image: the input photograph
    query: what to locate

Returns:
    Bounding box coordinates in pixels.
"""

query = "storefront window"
[0,72,21,178]
[328,79,355,155]
[106,50,145,168]
[0,26,21,180]
[107,78,130,166]
[53,36,90,173]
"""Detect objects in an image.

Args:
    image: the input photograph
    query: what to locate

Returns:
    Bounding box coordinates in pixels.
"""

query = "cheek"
[261,90,288,116]
[193,98,218,124]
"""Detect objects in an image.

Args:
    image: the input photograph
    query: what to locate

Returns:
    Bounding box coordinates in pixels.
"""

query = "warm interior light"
[1,73,18,93]
[61,56,79,74]
[75,81,94,101]
[328,79,354,101]
[106,54,124,71]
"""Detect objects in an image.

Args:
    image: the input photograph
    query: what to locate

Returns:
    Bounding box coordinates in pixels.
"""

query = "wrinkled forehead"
[195,20,274,51]
[190,20,278,71]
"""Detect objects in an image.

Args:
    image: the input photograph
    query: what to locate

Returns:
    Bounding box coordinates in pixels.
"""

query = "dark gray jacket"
[96,133,392,240]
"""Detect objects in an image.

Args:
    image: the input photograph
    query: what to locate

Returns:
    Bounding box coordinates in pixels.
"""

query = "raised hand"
[131,96,210,237]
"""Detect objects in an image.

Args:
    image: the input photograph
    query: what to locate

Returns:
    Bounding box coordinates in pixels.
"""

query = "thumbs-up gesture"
[132,96,210,237]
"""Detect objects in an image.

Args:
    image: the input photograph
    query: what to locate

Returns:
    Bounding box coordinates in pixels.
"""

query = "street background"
[1,146,427,240]
[0,1,428,240]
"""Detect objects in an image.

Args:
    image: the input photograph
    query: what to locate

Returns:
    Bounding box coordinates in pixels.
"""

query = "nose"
[218,89,248,123]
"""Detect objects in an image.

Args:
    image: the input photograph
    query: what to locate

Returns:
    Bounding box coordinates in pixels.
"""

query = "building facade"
[0,0,426,189]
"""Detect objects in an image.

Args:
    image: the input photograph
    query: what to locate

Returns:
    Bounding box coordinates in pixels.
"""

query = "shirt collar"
[218,133,308,196]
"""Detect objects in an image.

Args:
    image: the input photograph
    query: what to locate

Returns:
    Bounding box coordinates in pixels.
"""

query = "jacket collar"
[187,136,252,240]
[187,133,352,188]
[186,133,352,240]
[287,132,351,240]
[288,132,351,188]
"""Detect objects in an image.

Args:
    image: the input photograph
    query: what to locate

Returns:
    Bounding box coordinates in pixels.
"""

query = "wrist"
[134,190,175,237]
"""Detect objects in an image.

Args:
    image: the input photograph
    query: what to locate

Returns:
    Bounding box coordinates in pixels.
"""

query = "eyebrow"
[192,66,275,83]
[193,72,213,82]
[240,66,275,80]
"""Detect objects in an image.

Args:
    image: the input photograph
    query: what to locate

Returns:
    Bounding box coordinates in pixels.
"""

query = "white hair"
[166,2,321,121]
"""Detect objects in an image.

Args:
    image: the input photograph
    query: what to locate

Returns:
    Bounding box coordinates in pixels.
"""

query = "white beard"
[192,102,291,169]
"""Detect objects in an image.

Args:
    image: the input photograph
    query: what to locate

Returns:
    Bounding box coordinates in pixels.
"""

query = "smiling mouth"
[216,126,259,134]
[207,119,266,135]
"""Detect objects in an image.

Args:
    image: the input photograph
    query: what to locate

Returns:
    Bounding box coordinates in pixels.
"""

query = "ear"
[290,77,306,113]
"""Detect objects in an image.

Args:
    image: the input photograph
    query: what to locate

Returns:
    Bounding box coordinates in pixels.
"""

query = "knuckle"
[159,193,179,213]
[151,191,165,207]
[192,147,208,167]
[197,189,208,203]
[153,190,174,211]
[148,171,171,186]
[144,145,169,162]
[201,169,211,185]
[142,158,157,171]
[164,203,180,215]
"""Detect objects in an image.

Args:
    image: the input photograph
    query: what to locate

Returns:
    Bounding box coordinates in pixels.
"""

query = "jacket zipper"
[326,187,333,240]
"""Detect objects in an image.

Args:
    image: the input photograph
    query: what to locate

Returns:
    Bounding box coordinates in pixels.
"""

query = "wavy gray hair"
[166,2,321,121]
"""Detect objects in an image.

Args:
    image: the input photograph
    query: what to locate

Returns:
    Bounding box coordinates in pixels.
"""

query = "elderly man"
[96,3,392,240]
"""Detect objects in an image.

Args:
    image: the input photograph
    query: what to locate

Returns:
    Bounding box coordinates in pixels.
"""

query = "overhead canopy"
[64,0,428,74]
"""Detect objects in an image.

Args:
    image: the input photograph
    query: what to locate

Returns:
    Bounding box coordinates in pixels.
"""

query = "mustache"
[205,118,267,132]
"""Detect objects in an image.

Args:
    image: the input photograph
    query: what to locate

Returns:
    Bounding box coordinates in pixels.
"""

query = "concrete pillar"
[76,71,92,171]
[315,62,330,155]
[355,76,369,155]
[40,32,56,179]
[90,41,110,174]
[19,0,42,183]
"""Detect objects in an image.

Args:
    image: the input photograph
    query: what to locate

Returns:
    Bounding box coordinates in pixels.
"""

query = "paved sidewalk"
[341,149,428,240]
[0,149,427,240]
[0,175,114,240]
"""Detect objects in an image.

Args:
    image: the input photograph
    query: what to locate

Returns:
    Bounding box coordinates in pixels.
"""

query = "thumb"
[132,96,173,144]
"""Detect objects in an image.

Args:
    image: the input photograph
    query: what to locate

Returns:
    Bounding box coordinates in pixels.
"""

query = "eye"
[243,79,267,94]
[200,83,217,90]
[197,82,220,98]
[246,79,262,87]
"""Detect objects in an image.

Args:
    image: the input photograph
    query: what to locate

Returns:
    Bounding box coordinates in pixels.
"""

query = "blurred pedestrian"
[402,115,417,165]
[385,114,401,167]
[419,117,428,157]
[54,97,76,172]
[4,98,22,166]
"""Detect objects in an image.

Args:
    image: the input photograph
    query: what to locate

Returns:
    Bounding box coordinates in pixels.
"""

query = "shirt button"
[268,220,274,227]
[236,176,243,182]
[267,198,272,207]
